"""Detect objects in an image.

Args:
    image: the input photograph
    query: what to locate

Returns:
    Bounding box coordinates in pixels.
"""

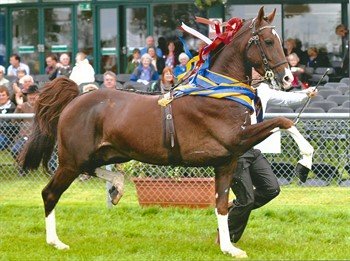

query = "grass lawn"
[1,179,349,260]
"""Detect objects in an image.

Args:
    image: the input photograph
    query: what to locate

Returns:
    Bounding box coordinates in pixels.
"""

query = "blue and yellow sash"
[173,70,255,111]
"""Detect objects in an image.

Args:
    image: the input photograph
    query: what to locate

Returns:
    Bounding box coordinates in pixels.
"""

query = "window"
[225,5,282,37]
[283,4,342,55]
[153,4,207,52]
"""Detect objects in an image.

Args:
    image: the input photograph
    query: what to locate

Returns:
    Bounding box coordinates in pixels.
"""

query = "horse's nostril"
[283,76,290,82]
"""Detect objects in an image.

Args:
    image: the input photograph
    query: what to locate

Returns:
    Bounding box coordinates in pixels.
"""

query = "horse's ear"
[266,8,276,23]
[256,6,265,26]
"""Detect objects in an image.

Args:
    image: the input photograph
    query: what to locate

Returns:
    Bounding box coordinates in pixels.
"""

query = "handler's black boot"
[296,163,310,183]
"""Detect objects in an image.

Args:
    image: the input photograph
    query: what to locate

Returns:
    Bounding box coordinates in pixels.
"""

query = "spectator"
[0,85,16,150]
[45,54,58,80]
[287,53,311,89]
[140,35,163,57]
[82,83,99,93]
[7,54,30,76]
[100,71,123,89]
[305,47,330,68]
[13,75,34,105]
[130,53,159,84]
[0,65,10,90]
[173,52,190,78]
[148,46,165,74]
[335,24,349,76]
[283,38,297,57]
[125,48,141,74]
[148,66,175,93]
[56,53,72,78]
[157,36,167,58]
[11,84,39,167]
[294,38,308,65]
[10,68,27,100]
[69,52,95,85]
[164,41,178,69]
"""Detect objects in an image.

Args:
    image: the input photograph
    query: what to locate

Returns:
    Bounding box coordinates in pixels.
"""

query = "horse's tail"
[19,77,79,171]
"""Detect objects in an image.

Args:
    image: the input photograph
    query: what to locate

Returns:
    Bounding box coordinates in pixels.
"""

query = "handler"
[226,69,317,243]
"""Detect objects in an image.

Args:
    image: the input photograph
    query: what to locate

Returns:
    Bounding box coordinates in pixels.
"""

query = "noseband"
[246,19,288,84]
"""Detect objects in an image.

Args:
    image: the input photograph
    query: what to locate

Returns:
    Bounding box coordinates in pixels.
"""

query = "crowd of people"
[283,24,349,89]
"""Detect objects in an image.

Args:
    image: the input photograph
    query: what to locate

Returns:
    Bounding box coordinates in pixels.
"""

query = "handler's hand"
[306,87,317,98]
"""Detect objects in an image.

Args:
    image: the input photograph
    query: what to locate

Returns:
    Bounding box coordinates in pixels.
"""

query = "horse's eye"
[264,39,274,46]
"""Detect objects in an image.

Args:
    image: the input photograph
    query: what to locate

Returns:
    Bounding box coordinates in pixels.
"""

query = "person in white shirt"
[0,65,10,90]
[69,52,95,86]
[7,54,30,76]
[225,68,317,244]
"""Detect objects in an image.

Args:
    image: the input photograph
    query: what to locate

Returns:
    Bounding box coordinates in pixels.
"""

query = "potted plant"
[194,0,225,10]
[124,161,215,208]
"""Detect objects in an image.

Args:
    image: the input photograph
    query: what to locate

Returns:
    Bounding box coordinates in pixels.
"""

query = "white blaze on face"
[272,28,281,44]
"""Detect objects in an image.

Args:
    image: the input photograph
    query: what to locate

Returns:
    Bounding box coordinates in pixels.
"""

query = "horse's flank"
[57,86,248,173]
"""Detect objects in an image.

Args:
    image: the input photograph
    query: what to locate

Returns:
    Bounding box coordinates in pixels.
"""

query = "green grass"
[1,180,349,260]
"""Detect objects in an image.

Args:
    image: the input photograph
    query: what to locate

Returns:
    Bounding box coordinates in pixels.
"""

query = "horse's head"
[244,7,293,90]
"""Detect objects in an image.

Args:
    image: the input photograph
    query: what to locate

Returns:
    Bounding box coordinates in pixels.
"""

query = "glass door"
[44,7,73,65]
[11,9,39,74]
[98,7,118,73]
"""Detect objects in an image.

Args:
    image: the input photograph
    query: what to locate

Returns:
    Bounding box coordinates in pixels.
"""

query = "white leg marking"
[45,210,69,250]
[285,126,314,169]
[215,209,248,258]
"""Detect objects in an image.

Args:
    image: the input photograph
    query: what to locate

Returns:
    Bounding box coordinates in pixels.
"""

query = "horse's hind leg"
[42,166,79,249]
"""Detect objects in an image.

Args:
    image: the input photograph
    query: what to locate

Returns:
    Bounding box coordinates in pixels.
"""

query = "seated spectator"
[100,71,123,89]
[82,83,99,93]
[11,84,39,160]
[148,46,165,74]
[306,47,331,68]
[287,53,311,89]
[56,53,72,78]
[0,65,10,90]
[69,52,95,85]
[283,38,297,57]
[45,54,58,80]
[7,54,30,76]
[148,66,175,93]
[13,75,34,105]
[157,36,167,58]
[125,48,141,74]
[0,85,16,150]
[130,53,159,84]
[173,52,190,78]
[140,35,163,57]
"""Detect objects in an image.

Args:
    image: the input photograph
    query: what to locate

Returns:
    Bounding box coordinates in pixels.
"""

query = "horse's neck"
[210,46,248,82]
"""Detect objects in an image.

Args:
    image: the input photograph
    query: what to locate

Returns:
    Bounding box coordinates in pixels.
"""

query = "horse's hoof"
[221,245,248,258]
[109,185,124,205]
[47,239,70,250]
[296,163,310,183]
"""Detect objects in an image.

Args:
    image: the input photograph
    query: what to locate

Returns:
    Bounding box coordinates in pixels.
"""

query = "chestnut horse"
[21,7,296,258]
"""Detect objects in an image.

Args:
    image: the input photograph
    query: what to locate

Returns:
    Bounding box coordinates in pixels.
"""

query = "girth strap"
[164,104,175,148]
[162,104,182,164]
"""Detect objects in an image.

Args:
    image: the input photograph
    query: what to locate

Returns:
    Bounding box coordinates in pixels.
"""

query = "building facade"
[0,0,348,74]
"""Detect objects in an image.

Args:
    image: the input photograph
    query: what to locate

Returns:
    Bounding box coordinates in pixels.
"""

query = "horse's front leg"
[284,126,314,182]
[215,163,248,258]
[239,117,294,150]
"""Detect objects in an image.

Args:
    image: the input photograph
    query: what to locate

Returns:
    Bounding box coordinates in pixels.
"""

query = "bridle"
[245,18,288,87]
